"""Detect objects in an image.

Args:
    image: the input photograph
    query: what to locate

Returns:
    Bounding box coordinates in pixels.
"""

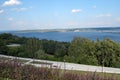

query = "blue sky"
[0,0,120,30]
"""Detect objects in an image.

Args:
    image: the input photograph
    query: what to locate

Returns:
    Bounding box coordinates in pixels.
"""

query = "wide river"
[7,31,120,42]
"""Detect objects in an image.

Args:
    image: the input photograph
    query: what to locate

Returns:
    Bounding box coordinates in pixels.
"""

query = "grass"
[0,58,120,80]
[0,77,12,80]
[31,61,52,65]
[0,57,11,60]
[0,56,29,64]
[66,70,120,79]
[14,58,29,63]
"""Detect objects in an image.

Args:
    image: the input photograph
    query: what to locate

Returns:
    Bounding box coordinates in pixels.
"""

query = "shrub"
[0,59,118,80]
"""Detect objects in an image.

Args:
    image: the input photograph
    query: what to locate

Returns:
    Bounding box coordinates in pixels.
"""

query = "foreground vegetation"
[0,60,119,80]
[0,33,120,68]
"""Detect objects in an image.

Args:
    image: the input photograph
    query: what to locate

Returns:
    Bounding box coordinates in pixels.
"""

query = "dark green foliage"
[40,39,69,55]
[35,49,47,59]
[68,37,98,65]
[67,37,120,67]
[40,39,57,54]
[0,39,8,55]
[95,38,120,67]
[0,33,13,44]
[21,38,43,58]
[0,33,27,45]
[55,42,67,57]
[7,46,21,56]
[39,39,69,61]
[0,33,120,68]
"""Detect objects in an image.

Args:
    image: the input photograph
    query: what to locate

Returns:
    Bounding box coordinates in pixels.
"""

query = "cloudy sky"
[0,0,120,30]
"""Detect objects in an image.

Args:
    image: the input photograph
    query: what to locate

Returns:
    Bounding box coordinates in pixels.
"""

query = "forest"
[0,33,120,68]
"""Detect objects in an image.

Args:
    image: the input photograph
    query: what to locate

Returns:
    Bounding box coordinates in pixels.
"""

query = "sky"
[0,0,120,30]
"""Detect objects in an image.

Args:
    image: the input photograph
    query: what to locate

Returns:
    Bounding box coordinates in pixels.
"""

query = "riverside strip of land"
[0,54,120,74]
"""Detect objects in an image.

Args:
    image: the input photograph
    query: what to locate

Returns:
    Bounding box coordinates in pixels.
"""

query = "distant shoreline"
[0,27,120,32]
[0,27,119,33]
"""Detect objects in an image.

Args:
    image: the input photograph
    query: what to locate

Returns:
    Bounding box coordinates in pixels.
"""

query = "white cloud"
[71,9,82,13]
[96,13,112,17]
[8,17,13,21]
[3,0,21,6]
[0,9,4,14]
[12,7,27,12]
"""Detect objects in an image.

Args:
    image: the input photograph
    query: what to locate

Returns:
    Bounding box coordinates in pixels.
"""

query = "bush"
[0,59,118,80]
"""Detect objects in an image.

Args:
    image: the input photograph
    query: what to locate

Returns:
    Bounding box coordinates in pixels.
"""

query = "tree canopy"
[0,33,120,68]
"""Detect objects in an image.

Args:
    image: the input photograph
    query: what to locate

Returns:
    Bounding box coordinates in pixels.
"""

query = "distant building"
[7,44,21,47]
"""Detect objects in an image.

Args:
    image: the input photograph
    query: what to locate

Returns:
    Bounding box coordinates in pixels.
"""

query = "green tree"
[95,38,120,67]
[100,39,116,67]
[54,43,67,58]
[22,38,43,58]
[68,37,98,65]
[34,49,47,59]
[0,39,8,54]
[7,46,21,56]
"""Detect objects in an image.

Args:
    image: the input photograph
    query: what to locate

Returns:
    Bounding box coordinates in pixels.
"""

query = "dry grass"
[0,59,119,80]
